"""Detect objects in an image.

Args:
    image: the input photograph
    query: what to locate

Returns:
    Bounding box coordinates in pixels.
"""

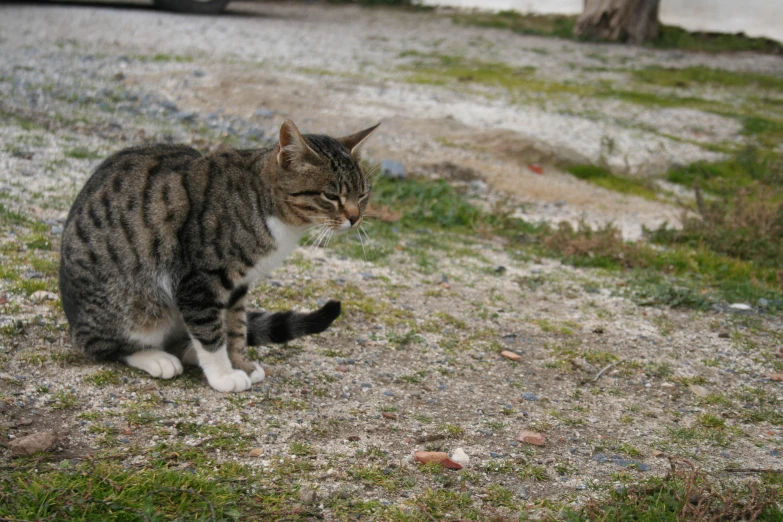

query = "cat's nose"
[347,214,361,227]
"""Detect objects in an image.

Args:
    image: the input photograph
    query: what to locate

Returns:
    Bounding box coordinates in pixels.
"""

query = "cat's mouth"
[336,217,361,232]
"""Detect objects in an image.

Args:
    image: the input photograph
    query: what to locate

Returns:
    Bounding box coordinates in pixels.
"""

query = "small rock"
[335,365,349,372]
[592,327,605,334]
[718,332,730,339]
[572,358,596,373]
[493,265,506,274]
[661,382,675,389]
[30,291,57,303]
[298,486,317,504]
[347,435,360,442]
[729,303,752,311]
[653,451,666,458]
[254,108,274,118]
[489,452,505,459]
[501,350,521,361]
[193,69,206,77]
[413,451,462,469]
[249,448,264,457]
[767,373,783,382]
[689,384,710,397]
[516,430,545,446]
[382,412,397,420]
[380,159,406,180]
[450,448,469,468]
[468,180,488,193]
[758,298,770,307]
[7,430,58,456]
[175,111,197,123]
[522,392,538,401]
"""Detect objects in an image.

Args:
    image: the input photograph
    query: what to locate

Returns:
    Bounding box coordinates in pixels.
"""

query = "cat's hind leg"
[124,349,183,379]
[71,327,184,380]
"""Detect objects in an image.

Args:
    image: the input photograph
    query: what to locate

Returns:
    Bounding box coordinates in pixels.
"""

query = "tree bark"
[573,0,661,45]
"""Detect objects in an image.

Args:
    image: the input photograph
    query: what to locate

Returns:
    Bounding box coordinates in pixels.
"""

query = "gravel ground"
[1,2,782,520]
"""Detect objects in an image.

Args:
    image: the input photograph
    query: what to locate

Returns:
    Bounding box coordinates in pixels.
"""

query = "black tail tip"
[307,300,341,334]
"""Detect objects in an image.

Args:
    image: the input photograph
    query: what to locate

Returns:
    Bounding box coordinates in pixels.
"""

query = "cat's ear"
[277,120,318,170]
[339,123,380,154]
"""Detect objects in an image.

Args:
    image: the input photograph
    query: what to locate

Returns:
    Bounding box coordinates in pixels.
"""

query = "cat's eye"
[322,193,340,202]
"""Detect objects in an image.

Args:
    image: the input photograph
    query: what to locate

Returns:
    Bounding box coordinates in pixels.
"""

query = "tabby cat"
[59,120,378,392]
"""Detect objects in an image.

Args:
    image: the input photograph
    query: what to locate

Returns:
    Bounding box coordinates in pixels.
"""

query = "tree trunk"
[573,0,661,45]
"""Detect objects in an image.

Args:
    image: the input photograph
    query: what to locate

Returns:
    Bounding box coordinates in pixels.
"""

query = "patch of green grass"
[347,464,415,492]
[633,66,783,91]
[697,413,726,429]
[437,423,465,438]
[653,147,783,274]
[400,50,584,98]
[83,369,122,387]
[0,203,45,231]
[567,164,658,200]
[452,10,783,55]
[651,25,783,54]
[64,147,101,160]
[289,441,314,457]
[645,362,674,379]
[349,168,782,313]
[666,146,781,198]
[0,459,248,521]
[51,390,80,410]
[452,10,576,39]
[142,53,195,63]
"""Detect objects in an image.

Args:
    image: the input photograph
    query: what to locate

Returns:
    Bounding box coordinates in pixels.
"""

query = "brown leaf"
[767,372,783,382]
[382,412,397,420]
[413,451,463,470]
[516,430,546,446]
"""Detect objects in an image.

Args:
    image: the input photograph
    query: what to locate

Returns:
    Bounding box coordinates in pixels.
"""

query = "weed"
[64,147,101,160]
[568,459,782,521]
[83,369,122,386]
[51,390,80,409]
[568,164,658,200]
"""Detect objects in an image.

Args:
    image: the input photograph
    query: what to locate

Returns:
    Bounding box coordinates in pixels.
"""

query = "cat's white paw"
[207,369,252,393]
[248,363,265,384]
[125,350,184,379]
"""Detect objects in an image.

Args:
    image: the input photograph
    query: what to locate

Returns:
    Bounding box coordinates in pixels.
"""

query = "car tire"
[154,0,231,15]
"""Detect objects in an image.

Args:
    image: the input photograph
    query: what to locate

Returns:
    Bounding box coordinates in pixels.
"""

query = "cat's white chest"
[241,217,305,287]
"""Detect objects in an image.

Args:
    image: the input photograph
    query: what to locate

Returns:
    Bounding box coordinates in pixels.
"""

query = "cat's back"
[66,143,202,221]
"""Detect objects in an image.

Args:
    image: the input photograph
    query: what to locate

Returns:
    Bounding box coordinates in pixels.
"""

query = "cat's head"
[274,120,379,232]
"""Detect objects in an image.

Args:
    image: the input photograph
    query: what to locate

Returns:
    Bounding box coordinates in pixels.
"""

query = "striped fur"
[59,120,378,392]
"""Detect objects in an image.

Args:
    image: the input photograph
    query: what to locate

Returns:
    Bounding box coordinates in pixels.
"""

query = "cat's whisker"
[306,224,330,248]
[360,225,375,254]
[314,226,332,248]
[357,227,367,261]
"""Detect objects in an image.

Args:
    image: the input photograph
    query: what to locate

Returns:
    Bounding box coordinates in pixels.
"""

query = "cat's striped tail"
[246,301,341,346]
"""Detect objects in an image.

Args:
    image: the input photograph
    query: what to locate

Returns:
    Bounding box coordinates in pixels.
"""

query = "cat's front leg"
[225,289,265,384]
[178,273,252,393]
